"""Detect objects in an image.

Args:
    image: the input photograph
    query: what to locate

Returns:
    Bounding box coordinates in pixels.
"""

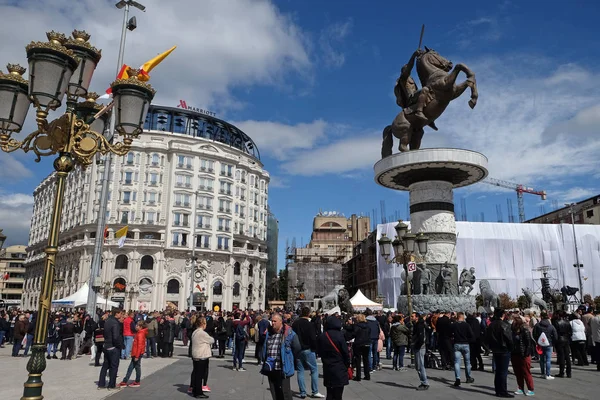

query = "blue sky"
[1,1,599,272]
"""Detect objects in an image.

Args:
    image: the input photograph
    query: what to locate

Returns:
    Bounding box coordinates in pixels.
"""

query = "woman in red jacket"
[118,321,148,387]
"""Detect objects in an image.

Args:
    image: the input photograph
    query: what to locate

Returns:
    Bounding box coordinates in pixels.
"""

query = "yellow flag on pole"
[115,226,128,248]
[138,45,177,81]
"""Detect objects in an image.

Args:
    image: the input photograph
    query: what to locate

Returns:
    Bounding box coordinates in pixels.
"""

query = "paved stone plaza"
[1,341,598,400]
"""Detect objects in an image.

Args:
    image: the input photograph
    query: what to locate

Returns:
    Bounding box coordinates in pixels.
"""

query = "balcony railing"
[148,181,158,186]
[197,223,211,229]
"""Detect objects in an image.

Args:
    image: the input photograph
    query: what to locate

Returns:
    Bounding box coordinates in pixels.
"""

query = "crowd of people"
[2,303,600,400]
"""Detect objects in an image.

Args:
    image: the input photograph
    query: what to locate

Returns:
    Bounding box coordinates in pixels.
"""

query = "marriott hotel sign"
[176,100,217,117]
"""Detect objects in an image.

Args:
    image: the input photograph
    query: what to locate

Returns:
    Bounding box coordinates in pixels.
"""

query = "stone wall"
[397,294,476,314]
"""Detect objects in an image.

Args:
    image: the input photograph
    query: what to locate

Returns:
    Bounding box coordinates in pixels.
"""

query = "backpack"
[424,350,442,369]
[235,323,248,341]
[537,331,550,347]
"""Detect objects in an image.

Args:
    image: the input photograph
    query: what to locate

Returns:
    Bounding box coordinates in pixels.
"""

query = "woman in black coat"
[318,316,350,400]
[351,314,371,381]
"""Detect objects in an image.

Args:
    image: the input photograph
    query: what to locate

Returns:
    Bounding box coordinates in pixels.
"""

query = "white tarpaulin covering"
[52,283,119,309]
[350,289,383,311]
[377,222,600,307]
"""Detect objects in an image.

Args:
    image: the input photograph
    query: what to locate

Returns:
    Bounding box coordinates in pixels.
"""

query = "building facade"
[287,212,370,306]
[266,207,279,300]
[294,212,370,263]
[526,195,600,225]
[22,105,269,312]
[342,231,378,301]
[0,245,27,307]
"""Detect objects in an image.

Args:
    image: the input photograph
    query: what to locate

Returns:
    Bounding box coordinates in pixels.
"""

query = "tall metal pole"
[86,2,132,320]
[23,154,75,400]
[569,204,584,298]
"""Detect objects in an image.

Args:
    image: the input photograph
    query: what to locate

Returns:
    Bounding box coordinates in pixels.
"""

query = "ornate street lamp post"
[378,221,428,366]
[378,220,428,317]
[0,30,156,400]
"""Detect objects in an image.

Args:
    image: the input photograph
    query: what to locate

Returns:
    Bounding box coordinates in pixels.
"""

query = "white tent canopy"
[52,283,119,309]
[350,289,383,311]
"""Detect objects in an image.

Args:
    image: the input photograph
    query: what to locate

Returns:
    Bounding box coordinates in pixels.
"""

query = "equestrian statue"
[382,26,478,157]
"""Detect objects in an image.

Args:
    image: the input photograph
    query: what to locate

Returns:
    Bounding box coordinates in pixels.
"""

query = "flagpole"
[86,1,144,320]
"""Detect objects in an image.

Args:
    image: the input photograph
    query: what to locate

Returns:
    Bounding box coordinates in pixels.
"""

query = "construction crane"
[483,178,547,223]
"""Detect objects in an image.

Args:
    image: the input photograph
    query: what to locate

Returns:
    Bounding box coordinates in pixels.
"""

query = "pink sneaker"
[128,382,140,388]
[202,386,211,392]
[187,386,193,393]
[117,382,128,387]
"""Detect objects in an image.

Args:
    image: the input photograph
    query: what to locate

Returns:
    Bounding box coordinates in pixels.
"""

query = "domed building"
[22,105,270,312]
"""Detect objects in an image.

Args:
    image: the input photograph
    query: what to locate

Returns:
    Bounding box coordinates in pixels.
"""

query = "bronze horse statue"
[382,48,478,157]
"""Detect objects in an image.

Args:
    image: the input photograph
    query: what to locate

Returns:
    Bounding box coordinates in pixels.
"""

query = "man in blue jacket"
[263,313,301,400]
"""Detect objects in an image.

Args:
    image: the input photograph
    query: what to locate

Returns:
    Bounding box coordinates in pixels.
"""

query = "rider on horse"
[394,49,438,131]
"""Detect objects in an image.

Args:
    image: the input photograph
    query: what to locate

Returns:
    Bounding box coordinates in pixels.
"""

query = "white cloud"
[0,0,311,118]
[280,134,379,176]
[436,56,600,185]
[550,187,598,203]
[319,19,353,68]
[233,119,327,160]
[0,155,34,181]
[0,193,34,246]
[268,175,289,188]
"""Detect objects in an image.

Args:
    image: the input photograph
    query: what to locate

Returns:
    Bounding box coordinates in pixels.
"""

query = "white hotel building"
[22,105,270,312]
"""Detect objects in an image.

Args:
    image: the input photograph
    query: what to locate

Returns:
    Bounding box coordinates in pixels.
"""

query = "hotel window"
[151,153,159,165]
[172,232,188,246]
[146,211,156,224]
[219,181,232,195]
[217,218,231,231]
[200,159,214,172]
[217,236,230,250]
[149,172,158,185]
[196,234,211,248]
[199,177,214,191]
[220,163,233,177]
[126,152,134,164]
[122,191,131,204]
[124,171,133,184]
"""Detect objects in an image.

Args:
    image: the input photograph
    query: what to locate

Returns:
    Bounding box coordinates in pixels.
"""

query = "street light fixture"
[0,30,156,400]
[377,220,429,318]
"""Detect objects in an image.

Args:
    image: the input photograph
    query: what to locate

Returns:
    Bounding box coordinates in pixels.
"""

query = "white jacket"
[571,319,586,341]
[191,328,214,360]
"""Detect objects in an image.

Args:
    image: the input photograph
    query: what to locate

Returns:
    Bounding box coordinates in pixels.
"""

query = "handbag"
[325,332,353,380]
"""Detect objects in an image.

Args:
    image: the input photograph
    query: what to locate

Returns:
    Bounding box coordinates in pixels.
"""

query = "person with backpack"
[510,316,535,396]
[256,314,270,365]
[533,311,558,380]
[216,314,228,358]
[233,312,251,371]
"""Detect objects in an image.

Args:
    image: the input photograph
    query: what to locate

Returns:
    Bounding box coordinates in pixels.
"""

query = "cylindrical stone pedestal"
[374,148,488,304]
[409,180,458,293]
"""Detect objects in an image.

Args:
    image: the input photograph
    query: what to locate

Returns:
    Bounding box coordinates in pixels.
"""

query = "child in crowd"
[118,320,148,387]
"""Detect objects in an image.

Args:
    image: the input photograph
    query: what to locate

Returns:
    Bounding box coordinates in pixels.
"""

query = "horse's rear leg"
[410,128,424,150]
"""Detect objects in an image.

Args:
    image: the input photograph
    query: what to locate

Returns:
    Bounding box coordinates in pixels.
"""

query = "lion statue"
[338,288,354,313]
[479,280,499,311]
[522,287,547,310]
[318,285,345,311]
